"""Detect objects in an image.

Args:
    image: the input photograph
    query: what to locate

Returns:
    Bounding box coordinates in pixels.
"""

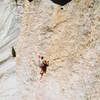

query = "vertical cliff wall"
[0,0,21,100]
[16,0,100,100]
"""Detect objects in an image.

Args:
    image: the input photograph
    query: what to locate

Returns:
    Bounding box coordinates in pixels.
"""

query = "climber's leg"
[43,66,47,74]
[40,67,44,78]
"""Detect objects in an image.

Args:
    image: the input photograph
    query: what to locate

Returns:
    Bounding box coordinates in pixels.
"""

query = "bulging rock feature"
[28,0,33,2]
[51,0,72,6]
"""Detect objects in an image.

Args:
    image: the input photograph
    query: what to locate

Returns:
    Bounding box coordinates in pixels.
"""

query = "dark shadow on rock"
[28,0,33,2]
[51,0,72,6]
[12,47,16,57]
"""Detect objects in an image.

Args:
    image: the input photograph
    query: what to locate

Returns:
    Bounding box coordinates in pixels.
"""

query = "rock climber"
[39,56,49,78]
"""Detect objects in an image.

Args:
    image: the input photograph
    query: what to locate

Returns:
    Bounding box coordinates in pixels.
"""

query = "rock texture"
[0,0,20,100]
[16,0,100,100]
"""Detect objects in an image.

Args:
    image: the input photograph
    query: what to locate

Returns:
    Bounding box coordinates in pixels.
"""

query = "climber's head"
[41,56,44,59]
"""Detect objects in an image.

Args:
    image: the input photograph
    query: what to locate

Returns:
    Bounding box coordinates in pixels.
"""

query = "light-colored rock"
[16,0,100,100]
[0,0,20,99]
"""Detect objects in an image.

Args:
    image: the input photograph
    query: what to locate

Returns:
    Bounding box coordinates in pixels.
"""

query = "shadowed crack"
[51,0,72,6]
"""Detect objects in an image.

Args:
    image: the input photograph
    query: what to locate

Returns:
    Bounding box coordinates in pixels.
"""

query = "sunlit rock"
[16,0,100,100]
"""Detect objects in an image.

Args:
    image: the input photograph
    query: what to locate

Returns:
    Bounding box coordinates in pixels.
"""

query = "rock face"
[0,0,21,100]
[16,0,100,100]
[50,0,72,6]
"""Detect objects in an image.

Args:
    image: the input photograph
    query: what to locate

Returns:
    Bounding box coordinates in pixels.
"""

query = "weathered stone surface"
[0,0,21,99]
[16,0,100,100]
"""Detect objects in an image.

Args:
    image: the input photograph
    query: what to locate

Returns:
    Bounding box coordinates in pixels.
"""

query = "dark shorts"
[40,66,47,73]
